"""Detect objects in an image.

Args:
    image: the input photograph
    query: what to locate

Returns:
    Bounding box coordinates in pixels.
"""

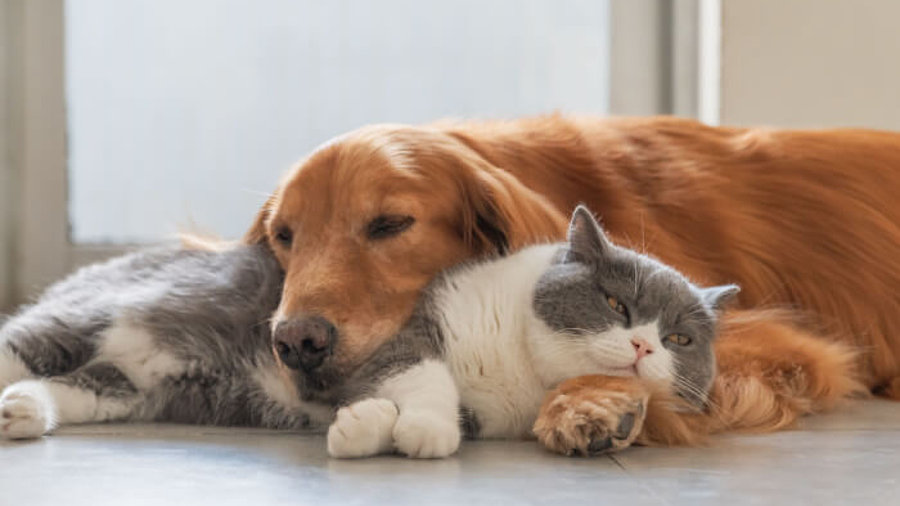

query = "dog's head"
[247,124,566,393]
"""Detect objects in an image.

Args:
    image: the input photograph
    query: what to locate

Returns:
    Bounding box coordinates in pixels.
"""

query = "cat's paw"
[327,398,399,458]
[533,375,649,456]
[392,410,460,459]
[0,382,57,440]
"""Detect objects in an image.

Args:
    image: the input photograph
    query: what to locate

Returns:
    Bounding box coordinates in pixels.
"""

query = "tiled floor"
[1,400,898,505]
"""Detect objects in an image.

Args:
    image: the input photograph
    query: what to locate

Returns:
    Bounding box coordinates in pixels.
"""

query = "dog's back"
[441,115,900,389]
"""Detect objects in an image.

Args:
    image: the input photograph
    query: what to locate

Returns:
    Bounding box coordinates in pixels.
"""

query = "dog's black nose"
[273,316,337,371]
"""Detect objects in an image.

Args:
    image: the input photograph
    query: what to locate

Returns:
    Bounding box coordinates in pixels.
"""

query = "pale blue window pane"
[66,0,610,243]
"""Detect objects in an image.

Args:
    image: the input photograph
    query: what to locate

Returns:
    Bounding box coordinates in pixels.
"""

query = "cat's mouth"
[598,364,640,380]
[609,364,638,376]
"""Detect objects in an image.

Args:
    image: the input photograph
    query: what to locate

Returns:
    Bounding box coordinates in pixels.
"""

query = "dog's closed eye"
[367,215,415,240]
[274,226,293,248]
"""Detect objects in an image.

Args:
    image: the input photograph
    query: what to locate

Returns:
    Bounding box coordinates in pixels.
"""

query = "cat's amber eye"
[665,333,692,346]
[606,296,627,316]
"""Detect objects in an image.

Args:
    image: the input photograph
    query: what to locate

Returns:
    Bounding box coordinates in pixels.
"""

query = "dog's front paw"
[327,398,399,458]
[0,382,56,440]
[392,410,460,459]
[533,375,649,456]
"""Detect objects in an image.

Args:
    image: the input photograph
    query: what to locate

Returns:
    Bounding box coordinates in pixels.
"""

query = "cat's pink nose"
[631,337,654,361]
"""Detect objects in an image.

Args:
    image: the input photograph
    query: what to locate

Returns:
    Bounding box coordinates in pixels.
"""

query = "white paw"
[392,410,460,459]
[327,398,399,458]
[0,383,56,439]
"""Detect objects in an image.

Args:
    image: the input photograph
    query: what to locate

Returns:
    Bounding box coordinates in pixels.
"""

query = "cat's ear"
[565,205,613,263]
[701,284,740,312]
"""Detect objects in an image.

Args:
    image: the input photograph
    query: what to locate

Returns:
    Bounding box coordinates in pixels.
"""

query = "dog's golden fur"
[247,115,900,449]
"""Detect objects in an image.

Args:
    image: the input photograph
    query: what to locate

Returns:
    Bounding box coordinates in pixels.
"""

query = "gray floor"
[2,400,899,506]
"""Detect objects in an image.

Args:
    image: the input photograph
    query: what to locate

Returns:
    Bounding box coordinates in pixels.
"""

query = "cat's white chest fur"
[434,244,559,438]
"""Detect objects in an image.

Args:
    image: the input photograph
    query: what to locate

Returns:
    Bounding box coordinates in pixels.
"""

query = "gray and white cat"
[0,245,332,439]
[320,206,738,459]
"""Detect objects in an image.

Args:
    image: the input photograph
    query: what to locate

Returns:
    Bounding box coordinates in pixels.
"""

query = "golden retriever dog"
[246,115,900,454]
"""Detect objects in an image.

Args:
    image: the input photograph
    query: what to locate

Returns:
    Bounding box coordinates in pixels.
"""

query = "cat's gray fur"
[0,245,330,433]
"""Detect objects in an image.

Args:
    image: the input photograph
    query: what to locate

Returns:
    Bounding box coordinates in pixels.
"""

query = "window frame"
[4,0,74,310]
[0,0,15,311]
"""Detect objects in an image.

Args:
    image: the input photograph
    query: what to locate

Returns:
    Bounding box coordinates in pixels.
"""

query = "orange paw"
[533,375,650,456]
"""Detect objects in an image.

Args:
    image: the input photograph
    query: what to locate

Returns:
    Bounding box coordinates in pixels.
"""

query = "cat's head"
[532,205,739,410]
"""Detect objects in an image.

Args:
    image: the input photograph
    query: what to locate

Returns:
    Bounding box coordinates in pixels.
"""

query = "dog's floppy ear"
[461,169,512,255]
[243,194,277,245]
[459,161,567,256]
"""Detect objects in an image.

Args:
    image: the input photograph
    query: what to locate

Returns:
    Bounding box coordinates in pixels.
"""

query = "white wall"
[66,0,612,243]
[719,0,900,129]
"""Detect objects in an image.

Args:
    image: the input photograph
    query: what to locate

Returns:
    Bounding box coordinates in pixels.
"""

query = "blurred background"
[2,0,900,311]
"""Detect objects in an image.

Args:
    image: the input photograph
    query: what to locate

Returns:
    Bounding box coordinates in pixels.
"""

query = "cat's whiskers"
[622,213,660,257]
[632,257,642,298]
[673,373,725,422]
[673,376,708,402]
[644,266,673,285]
